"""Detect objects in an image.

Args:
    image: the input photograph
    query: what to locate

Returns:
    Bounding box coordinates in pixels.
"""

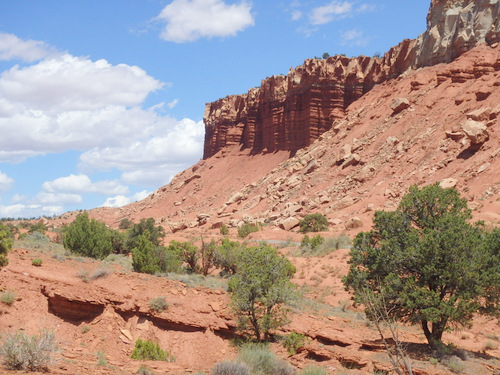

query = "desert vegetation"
[344,183,500,350]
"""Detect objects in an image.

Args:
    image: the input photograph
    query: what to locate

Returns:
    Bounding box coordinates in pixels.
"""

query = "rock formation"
[203,0,500,159]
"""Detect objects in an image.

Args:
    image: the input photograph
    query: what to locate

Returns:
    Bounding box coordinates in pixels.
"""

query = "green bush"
[1,290,16,305]
[283,332,307,355]
[31,258,43,267]
[28,222,47,235]
[62,212,114,259]
[343,183,500,350]
[90,268,109,280]
[211,361,250,375]
[137,365,155,375]
[237,222,259,238]
[130,339,174,362]
[125,218,165,252]
[168,240,198,272]
[229,245,296,341]
[298,214,328,233]
[119,218,133,230]
[149,297,168,313]
[0,329,58,371]
[0,222,13,267]
[237,344,295,375]
[214,239,242,275]
[219,223,229,236]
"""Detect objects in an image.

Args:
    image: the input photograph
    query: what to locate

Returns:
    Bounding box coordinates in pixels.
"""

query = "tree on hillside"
[125,218,165,252]
[62,212,114,259]
[0,222,13,267]
[228,244,296,342]
[343,183,500,350]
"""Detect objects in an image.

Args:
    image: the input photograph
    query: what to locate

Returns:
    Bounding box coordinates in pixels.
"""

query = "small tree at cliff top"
[228,244,296,342]
[343,183,500,350]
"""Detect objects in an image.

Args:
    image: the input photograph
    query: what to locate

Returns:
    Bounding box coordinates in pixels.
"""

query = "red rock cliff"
[203,0,499,159]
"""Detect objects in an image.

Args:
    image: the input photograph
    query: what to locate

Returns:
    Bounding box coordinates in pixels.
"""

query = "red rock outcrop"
[203,0,500,159]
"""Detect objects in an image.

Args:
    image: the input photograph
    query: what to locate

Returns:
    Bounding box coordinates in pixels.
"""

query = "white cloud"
[0,54,163,112]
[79,118,204,187]
[157,0,255,43]
[42,174,129,196]
[0,204,63,219]
[0,171,14,192]
[101,190,151,208]
[340,28,369,46]
[35,192,83,206]
[310,1,353,25]
[0,53,167,163]
[291,11,303,21]
[167,98,179,109]
[0,32,56,62]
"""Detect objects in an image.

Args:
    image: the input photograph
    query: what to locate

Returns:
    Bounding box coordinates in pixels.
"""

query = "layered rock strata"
[203,0,500,159]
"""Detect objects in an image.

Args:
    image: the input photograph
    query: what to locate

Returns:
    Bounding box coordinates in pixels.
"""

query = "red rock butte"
[203,0,500,159]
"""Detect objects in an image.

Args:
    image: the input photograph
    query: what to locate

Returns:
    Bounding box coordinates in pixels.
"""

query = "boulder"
[345,217,363,230]
[461,119,489,144]
[466,107,491,122]
[280,217,300,231]
[341,153,360,169]
[439,178,458,189]
[391,98,410,114]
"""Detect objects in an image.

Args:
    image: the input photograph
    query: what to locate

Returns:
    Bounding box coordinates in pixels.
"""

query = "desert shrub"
[0,222,14,267]
[299,365,328,375]
[298,214,328,233]
[200,238,217,276]
[0,329,58,371]
[130,339,174,362]
[229,245,296,341]
[283,332,307,355]
[214,239,242,276]
[96,350,107,366]
[300,234,324,253]
[137,365,155,375]
[149,297,168,313]
[238,222,259,238]
[81,326,90,334]
[132,235,160,274]
[237,344,295,375]
[156,246,183,273]
[168,240,198,272]
[1,290,16,305]
[31,258,43,267]
[108,229,127,254]
[62,212,114,259]
[119,218,133,230]
[77,269,89,283]
[219,223,229,236]
[211,361,250,375]
[125,218,165,252]
[316,233,351,253]
[28,222,47,235]
[90,268,109,280]
[344,183,500,350]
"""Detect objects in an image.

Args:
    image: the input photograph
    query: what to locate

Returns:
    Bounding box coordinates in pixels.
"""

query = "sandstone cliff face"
[203,0,500,159]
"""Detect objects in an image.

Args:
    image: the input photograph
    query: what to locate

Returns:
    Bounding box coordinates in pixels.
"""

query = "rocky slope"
[75,0,500,235]
[203,0,499,158]
[86,42,500,237]
[2,245,499,374]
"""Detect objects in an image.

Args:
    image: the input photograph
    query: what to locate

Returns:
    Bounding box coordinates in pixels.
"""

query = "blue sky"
[0,0,429,218]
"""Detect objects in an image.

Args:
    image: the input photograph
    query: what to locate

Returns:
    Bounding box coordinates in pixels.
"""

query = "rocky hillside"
[203,0,500,158]
[79,0,500,238]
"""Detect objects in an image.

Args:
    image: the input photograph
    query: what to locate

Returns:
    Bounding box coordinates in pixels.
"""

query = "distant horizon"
[0,1,430,218]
